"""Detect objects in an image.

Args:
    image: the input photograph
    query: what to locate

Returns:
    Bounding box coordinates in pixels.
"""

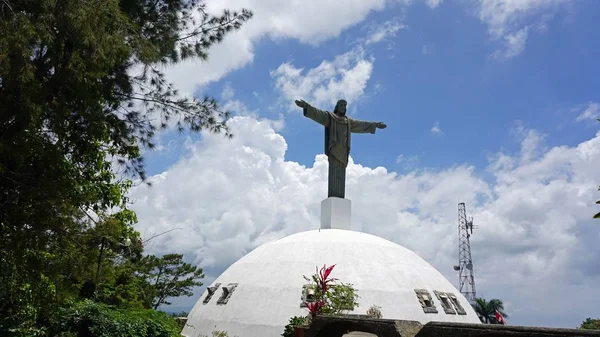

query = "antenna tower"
[453,202,477,304]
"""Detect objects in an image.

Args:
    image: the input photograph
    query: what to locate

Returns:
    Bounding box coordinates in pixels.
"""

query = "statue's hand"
[295,99,309,108]
[376,122,387,129]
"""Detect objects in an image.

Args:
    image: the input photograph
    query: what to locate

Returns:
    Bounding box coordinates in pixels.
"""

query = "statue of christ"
[295,99,387,199]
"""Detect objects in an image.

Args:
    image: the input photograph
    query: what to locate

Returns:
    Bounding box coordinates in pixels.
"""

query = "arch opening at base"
[314,321,380,337]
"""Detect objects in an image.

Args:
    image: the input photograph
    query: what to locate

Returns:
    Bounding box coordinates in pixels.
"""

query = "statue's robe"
[303,104,380,198]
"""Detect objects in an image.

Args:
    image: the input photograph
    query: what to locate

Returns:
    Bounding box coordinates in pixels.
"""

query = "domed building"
[182,225,481,337]
[183,108,481,337]
[182,105,597,337]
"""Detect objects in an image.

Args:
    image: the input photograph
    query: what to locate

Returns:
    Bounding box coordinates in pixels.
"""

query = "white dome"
[182,229,481,337]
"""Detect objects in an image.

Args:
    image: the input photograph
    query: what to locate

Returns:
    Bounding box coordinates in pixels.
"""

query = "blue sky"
[132,0,600,329]
[144,0,600,177]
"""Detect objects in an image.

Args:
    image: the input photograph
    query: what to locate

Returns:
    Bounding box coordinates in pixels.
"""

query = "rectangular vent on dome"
[217,283,238,305]
[414,289,438,314]
[202,283,221,304]
[300,284,316,308]
[448,294,467,315]
[434,291,456,315]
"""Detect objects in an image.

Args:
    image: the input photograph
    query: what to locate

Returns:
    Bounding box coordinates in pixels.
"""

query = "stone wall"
[293,315,600,337]
[417,321,600,337]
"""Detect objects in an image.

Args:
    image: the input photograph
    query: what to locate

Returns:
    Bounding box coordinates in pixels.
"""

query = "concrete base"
[320,197,351,230]
[295,316,600,337]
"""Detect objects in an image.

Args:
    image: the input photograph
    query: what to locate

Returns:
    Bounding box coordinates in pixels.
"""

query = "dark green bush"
[49,300,181,337]
[281,316,307,337]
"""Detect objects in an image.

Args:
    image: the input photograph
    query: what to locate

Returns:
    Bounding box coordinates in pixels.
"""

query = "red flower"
[317,264,337,293]
[320,264,336,280]
[306,300,325,313]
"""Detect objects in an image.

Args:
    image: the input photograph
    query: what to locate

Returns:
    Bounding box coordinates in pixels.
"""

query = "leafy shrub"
[198,331,234,337]
[282,316,308,337]
[580,318,600,330]
[49,300,181,337]
[366,305,382,319]
[303,265,359,317]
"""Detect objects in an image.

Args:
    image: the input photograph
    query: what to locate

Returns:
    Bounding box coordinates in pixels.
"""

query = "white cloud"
[220,86,259,118]
[221,83,235,101]
[475,0,568,60]
[222,99,258,118]
[396,154,420,170]
[269,16,408,111]
[510,120,547,163]
[160,0,392,99]
[491,27,529,61]
[421,44,435,55]
[425,0,443,9]
[271,47,374,111]
[576,102,600,122]
[130,114,600,325]
[365,18,405,45]
[431,121,443,134]
[476,0,566,38]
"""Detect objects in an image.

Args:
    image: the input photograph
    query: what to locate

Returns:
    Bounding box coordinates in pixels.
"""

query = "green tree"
[137,253,204,309]
[473,297,509,324]
[0,208,143,335]
[580,318,600,330]
[0,0,251,333]
[48,300,182,337]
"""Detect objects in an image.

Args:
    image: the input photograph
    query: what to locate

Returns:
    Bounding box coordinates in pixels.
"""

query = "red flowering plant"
[302,264,359,319]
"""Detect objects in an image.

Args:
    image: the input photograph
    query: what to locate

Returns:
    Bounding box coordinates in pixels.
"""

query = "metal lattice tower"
[453,202,477,304]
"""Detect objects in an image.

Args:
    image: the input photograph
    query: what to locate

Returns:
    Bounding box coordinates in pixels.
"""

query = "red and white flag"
[495,310,506,325]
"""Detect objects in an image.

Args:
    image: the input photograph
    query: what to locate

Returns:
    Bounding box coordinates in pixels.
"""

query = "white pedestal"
[320,197,351,230]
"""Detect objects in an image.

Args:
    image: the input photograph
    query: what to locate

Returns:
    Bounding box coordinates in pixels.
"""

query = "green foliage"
[282,316,308,337]
[320,283,360,316]
[211,331,230,337]
[366,305,383,319]
[0,211,143,334]
[472,297,508,324]
[0,0,252,334]
[198,331,235,337]
[136,253,204,309]
[168,310,190,317]
[283,265,359,337]
[48,300,181,337]
[302,265,359,317]
[595,187,600,219]
[580,318,600,330]
[166,311,189,331]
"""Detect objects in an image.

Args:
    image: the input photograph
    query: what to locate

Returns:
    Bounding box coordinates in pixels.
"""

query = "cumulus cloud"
[475,0,568,60]
[431,121,443,135]
[130,114,600,325]
[576,102,600,122]
[510,120,547,163]
[271,47,374,111]
[219,84,264,119]
[159,0,392,99]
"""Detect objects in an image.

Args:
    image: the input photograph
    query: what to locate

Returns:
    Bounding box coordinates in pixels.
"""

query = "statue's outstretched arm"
[295,99,311,109]
[296,99,329,127]
[350,119,386,133]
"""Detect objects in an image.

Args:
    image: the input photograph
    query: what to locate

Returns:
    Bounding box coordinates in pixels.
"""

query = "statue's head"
[333,99,347,116]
